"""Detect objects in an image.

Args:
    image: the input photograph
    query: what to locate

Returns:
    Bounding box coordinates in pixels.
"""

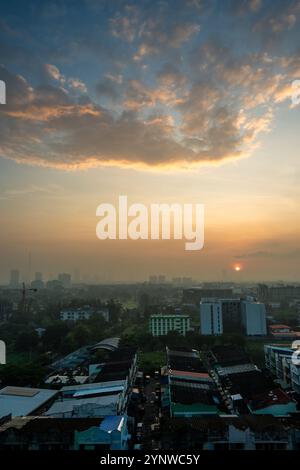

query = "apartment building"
[265,344,300,394]
[149,314,191,337]
[200,298,267,336]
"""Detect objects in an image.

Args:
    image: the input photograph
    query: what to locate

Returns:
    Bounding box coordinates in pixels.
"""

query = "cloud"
[122,79,183,110]
[44,64,87,93]
[1,1,300,171]
[110,3,200,61]
[45,63,64,82]
[110,5,140,42]
[0,44,299,172]
[253,0,300,33]
[0,184,63,200]
[134,20,200,59]
[157,63,187,88]
[235,251,274,259]
[236,249,300,260]
[95,73,124,101]
[230,0,262,15]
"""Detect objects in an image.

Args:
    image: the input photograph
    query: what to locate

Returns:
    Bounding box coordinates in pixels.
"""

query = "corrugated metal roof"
[0,386,58,418]
[73,385,124,398]
[99,415,124,433]
[44,395,119,416]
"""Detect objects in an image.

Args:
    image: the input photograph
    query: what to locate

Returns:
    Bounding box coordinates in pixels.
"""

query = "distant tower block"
[35,272,43,281]
[9,269,20,288]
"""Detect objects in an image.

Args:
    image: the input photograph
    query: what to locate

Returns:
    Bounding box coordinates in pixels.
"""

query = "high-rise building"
[222,299,243,333]
[258,284,300,303]
[149,274,166,284]
[149,314,191,336]
[9,270,20,288]
[241,301,267,336]
[200,300,223,335]
[31,272,44,289]
[265,344,300,394]
[57,273,72,288]
[200,298,267,336]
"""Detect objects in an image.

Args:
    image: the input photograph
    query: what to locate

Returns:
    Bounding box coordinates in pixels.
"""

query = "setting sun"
[234,265,242,272]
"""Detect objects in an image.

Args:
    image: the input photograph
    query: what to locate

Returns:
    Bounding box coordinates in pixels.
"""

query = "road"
[141,378,161,450]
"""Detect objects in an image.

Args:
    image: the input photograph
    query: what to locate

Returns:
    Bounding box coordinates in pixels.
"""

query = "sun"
[233,264,242,272]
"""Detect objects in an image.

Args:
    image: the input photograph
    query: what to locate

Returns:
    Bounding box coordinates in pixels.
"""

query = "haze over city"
[1,0,300,282]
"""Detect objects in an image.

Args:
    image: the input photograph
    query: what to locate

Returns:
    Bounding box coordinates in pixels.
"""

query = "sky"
[0,0,300,283]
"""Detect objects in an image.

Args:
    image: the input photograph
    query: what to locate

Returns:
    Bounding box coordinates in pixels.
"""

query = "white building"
[200,300,223,335]
[241,301,267,336]
[60,306,109,322]
[200,298,267,336]
[265,344,300,394]
[149,314,191,337]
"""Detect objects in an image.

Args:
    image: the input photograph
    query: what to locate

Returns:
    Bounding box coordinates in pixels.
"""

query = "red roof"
[168,369,210,379]
[250,388,294,411]
[269,325,291,330]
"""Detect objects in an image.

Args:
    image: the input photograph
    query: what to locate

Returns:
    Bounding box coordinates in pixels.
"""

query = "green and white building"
[149,314,191,337]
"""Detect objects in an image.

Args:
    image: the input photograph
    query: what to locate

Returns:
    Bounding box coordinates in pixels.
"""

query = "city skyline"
[1,0,300,282]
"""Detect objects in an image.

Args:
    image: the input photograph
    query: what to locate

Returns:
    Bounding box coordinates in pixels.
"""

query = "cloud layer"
[0,0,300,170]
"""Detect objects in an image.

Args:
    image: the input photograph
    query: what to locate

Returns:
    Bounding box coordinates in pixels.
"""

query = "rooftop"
[210,346,251,367]
[216,363,258,376]
[99,415,125,433]
[44,394,120,417]
[220,370,275,400]
[150,314,190,318]
[249,388,296,411]
[92,361,132,383]
[0,386,58,418]
[166,347,200,358]
[167,347,207,374]
[269,325,292,330]
[62,379,125,393]
[64,383,125,399]
[168,356,207,373]
[161,415,300,433]
[90,337,120,352]
[169,369,211,381]
[170,383,218,406]
[0,416,103,434]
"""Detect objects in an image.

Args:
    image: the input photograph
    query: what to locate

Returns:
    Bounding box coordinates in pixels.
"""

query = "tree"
[43,322,70,352]
[70,324,91,348]
[164,330,186,349]
[0,363,44,387]
[87,314,107,342]
[15,330,39,352]
[107,299,121,323]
